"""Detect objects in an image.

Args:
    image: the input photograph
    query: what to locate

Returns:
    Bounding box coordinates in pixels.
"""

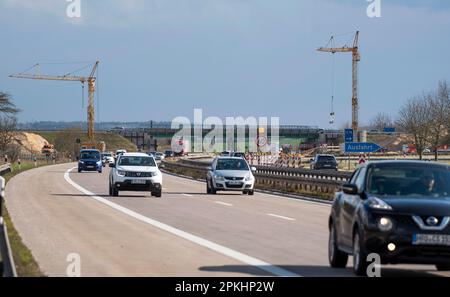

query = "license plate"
[131,179,147,184]
[228,180,241,185]
[87,166,94,169]
[412,234,450,246]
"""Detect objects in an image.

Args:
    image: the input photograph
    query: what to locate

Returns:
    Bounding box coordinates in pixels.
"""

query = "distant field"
[33,131,137,152]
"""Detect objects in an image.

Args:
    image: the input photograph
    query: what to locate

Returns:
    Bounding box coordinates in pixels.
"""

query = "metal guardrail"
[0,163,12,176]
[0,164,17,277]
[162,159,352,195]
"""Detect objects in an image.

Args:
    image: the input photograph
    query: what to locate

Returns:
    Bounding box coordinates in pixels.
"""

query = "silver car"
[206,157,256,195]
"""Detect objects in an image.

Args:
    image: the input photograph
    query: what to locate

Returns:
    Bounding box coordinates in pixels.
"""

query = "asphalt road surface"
[5,163,450,277]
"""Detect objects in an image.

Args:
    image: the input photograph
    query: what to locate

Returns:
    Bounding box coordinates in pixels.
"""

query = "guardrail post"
[0,176,17,277]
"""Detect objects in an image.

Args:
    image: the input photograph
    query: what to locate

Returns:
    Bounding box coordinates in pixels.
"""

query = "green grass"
[34,131,137,152]
[1,161,57,277]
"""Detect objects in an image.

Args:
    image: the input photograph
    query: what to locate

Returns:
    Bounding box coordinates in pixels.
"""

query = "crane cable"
[329,53,336,124]
[81,82,85,130]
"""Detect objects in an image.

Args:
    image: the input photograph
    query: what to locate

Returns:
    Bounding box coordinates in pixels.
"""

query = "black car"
[164,150,174,158]
[231,152,246,158]
[310,154,338,170]
[328,161,450,276]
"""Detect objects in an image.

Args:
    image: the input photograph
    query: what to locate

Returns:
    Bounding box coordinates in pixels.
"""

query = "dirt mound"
[14,132,50,153]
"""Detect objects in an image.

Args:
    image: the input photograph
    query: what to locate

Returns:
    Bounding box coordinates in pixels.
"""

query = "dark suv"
[310,154,338,170]
[78,149,102,173]
[329,161,450,276]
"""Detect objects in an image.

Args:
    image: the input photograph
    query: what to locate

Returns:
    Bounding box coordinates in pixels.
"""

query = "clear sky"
[1,0,449,128]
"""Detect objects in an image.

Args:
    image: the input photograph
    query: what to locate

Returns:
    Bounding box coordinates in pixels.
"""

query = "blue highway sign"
[345,142,381,153]
[344,129,354,143]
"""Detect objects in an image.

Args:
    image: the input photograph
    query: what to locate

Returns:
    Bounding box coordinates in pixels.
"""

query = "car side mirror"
[310,158,314,162]
[207,166,212,171]
[251,167,257,172]
[159,163,165,169]
[109,163,115,168]
[342,183,358,195]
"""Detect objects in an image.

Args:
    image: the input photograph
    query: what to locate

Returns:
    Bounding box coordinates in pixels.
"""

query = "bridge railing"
[0,164,17,277]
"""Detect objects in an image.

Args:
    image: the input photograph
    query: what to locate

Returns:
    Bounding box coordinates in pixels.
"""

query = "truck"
[41,143,55,155]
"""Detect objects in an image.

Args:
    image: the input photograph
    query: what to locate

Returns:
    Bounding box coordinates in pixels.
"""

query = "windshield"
[216,158,249,171]
[317,156,336,162]
[118,156,156,167]
[80,151,100,160]
[367,164,450,198]
[102,153,112,157]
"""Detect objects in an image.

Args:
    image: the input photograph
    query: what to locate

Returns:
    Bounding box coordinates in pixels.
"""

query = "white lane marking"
[267,213,296,221]
[214,201,233,207]
[64,167,299,277]
[181,193,193,197]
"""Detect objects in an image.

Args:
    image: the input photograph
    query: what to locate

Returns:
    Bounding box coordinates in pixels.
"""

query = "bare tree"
[0,92,20,115]
[369,112,394,131]
[397,96,432,160]
[0,116,18,152]
[427,81,450,160]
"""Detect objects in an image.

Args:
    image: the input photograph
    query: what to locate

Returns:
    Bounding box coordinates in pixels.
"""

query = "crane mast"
[317,31,360,132]
[10,61,99,143]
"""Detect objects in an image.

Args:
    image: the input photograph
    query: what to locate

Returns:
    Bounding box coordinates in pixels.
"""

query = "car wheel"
[98,169,102,173]
[210,184,217,195]
[109,183,112,196]
[154,190,162,198]
[328,222,348,268]
[242,191,248,194]
[248,190,254,196]
[112,185,119,197]
[78,168,81,173]
[208,179,217,194]
[353,228,368,276]
[206,179,211,194]
[436,264,450,271]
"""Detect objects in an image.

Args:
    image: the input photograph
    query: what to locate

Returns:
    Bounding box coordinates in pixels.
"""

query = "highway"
[4,163,450,277]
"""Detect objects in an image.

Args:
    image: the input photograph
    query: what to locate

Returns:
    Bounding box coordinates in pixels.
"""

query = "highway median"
[161,158,351,201]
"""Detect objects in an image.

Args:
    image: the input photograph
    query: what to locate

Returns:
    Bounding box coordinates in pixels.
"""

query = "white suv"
[109,152,163,197]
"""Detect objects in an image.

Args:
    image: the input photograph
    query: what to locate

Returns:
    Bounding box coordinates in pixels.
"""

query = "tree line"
[0,92,20,161]
[369,81,450,160]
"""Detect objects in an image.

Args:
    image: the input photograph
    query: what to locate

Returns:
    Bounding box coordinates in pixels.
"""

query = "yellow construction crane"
[318,31,360,132]
[10,61,100,148]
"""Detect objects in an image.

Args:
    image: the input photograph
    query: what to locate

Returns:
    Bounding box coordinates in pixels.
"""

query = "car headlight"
[117,170,126,176]
[378,217,394,232]
[79,161,84,164]
[150,171,159,177]
[214,174,225,181]
[367,197,393,210]
[245,174,253,181]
